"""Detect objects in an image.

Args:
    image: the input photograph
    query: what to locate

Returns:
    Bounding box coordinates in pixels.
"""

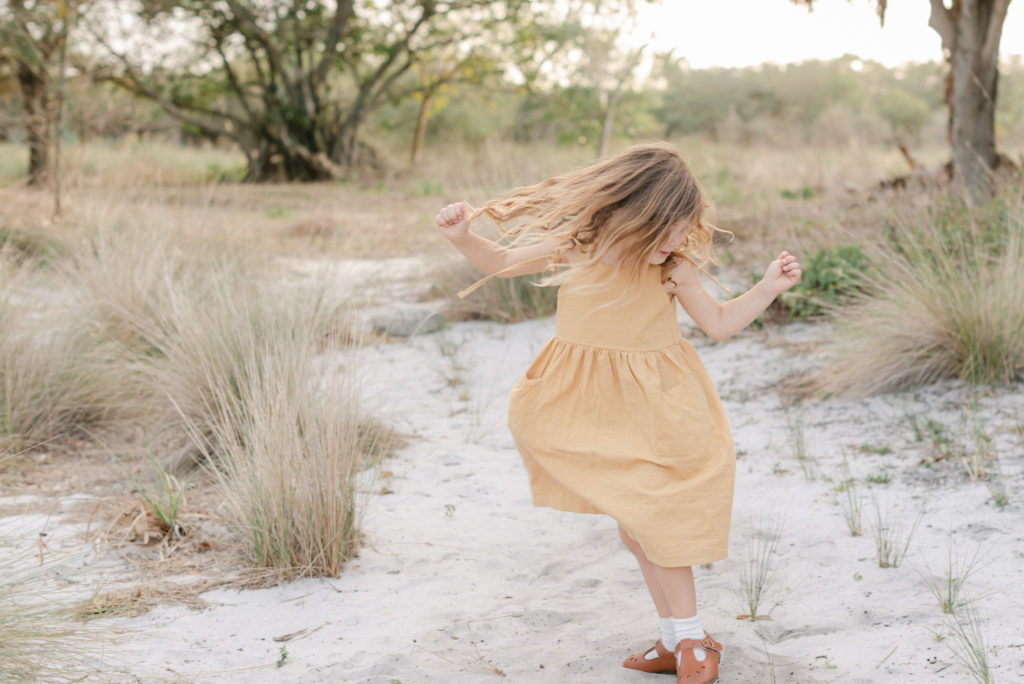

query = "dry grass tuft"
[0,545,109,682]
[181,322,382,575]
[0,264,135,451]
[819,191,1024,396]
[437,259,559,323]
[74,578,225,621]
[1,178,395,578]
[124,263,392,575]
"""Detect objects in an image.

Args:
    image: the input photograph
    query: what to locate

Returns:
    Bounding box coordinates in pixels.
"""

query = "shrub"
[820,193,1024,395]
[0,265,133,451]
[441,259,559,323]
[764,245,871,321]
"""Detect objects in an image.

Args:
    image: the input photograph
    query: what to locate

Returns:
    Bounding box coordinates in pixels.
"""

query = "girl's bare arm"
[436,201,562,277]
[666,252,802,341]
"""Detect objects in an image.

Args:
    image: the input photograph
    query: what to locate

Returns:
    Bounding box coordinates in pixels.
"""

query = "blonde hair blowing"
[472,142,726,291]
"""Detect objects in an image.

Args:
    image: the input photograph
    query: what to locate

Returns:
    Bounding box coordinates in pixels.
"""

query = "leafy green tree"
[792,0,1015,197]
[0,0,79,185]
[654,57,733,139]
[502,0,650,153]
[879,88,932,140]
[89,0,530,181]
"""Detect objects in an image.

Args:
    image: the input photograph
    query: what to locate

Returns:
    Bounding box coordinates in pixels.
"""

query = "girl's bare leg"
[618,525,671,618]
[650,564,697,618]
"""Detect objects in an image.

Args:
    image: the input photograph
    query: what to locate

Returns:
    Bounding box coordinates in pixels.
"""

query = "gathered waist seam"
[551,336,685,353]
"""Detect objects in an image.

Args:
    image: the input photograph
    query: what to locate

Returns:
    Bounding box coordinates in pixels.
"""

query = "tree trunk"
[410,89,435,166]
[930,0,1011,198]
[951,1,1002,197]
[598,85,622,159]
[54,2,74,216]
[245,128,344,183]
[17,62,50,186]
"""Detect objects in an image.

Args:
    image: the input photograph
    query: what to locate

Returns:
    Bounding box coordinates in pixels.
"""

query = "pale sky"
[632,0,1024,68]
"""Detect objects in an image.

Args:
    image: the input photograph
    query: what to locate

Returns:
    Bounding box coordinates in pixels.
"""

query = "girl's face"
[649,219,694,264]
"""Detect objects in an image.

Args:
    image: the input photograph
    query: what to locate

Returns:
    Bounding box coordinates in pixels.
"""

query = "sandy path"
[4,314,1022,683]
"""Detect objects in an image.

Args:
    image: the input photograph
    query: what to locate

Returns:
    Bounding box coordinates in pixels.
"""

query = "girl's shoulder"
[662,254,700,293]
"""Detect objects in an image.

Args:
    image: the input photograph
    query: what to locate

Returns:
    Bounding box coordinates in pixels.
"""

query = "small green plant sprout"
[131,452,194,540]
[738,517,784,621]
[987,475,1009,508]
[857,443,893,455]
[905,410,925,442]
[867,469,892,485]
[870,493,926,569]
[444,504,456,518]
[962,405,997,481]
[924,418,957,462]
[276,644,288,668]
[836,458,863,537]
[779,185,815,200]
[434,331,470,392]
[786,412,816,480]
[959,402,1009,506]
[815,655,838,670]
[945,609,994,684]
[917,536,988,615]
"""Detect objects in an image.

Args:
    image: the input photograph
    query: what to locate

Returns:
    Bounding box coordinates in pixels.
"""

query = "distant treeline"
[2,54,1022,158]
[376,55,1024,151]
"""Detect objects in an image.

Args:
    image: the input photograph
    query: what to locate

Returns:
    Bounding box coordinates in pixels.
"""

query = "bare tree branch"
[928,0,956,50]
[980,0,1012,66]
[313,0,355,89]
[211,30,256,122]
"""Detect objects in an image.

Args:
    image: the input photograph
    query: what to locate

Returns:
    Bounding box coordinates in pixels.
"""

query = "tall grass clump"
[0,546,105,682]
[67,218,222,357]
[820,192,1024,396]
[443,259,558,323]
[64,213,387,574]
[0,264,132,451]
[143,265,384,575]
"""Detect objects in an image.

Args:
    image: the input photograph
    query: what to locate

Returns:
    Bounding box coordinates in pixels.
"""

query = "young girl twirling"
[435,143,801,684]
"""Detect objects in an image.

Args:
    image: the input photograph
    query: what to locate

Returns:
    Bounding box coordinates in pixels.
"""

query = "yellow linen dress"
[507,261,735,567]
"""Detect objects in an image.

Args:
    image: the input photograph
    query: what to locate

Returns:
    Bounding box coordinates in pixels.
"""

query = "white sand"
[4,311,1024,683]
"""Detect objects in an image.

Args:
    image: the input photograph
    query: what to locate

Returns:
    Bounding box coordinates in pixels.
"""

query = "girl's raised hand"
[761,250,802,295]
[435,202,473,242]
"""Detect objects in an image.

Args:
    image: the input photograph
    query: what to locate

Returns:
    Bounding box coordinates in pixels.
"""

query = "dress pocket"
[651,374,713,471]
[507,353,552,446]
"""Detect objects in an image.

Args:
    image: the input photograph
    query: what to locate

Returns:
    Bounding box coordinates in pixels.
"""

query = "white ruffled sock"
[669,615,707,662]
[644,617,676,660]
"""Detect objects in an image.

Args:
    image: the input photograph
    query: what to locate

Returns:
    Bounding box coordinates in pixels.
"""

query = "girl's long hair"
[472,142,725,291]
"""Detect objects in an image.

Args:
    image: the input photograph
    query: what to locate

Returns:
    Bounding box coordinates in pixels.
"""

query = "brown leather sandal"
[673,633,723,684]
[623,639,676,674]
